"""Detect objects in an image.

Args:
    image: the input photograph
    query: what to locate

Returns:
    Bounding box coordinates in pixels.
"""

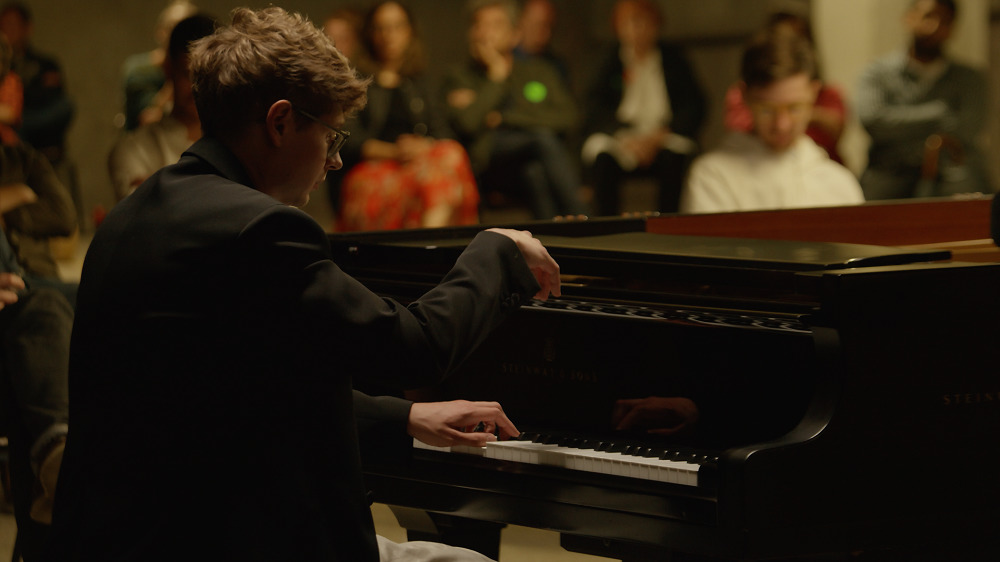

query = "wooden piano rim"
[642,197,1000,263]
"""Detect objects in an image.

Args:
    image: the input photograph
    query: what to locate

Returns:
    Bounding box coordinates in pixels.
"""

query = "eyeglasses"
[294,107,350,159]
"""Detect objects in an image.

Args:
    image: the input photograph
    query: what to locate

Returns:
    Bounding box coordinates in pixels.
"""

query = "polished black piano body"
[331,219,1000,561]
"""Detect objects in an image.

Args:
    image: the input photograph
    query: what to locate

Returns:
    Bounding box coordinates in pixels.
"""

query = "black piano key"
[562,437,583,448]
[604,442,627,453]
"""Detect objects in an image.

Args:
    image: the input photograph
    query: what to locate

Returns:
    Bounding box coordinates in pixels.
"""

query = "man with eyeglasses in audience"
[680,29,864,214]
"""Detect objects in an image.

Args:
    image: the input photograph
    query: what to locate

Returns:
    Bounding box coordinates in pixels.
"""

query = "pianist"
[49,7,560,562]
[680,28,864,214]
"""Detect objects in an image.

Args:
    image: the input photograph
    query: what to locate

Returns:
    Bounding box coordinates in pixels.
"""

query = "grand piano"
[332,197,1000,561]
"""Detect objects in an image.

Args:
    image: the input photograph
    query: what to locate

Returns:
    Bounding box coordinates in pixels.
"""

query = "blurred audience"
[857,0,991,199]
[8,2,999,231]
[444,0,585,220]
[580,0,706,216]
[0,226,71,559]
[119,0,197,132]
[321,6,364,221]
[513,0,569,85]
[323,6,364,63]
[724,10,846,164]
[0,141,77,289]
[108,14,216,201]
[336,1,479,231]
[0,1,79,223]
[680,29,863,214]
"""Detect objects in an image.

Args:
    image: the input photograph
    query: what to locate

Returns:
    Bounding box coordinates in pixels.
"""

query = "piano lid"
[348,230,950,271]
[531,232,952,272]
[331,229,953,308]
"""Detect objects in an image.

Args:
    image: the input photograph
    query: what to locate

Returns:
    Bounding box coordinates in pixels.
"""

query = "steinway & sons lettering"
[942,392,1000,406]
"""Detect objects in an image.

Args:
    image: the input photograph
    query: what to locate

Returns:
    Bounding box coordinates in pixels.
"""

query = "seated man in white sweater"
[680,29,863,214]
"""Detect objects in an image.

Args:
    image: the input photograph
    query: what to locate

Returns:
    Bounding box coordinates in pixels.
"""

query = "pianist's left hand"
[486,228,561,300]
[408,400,520,447]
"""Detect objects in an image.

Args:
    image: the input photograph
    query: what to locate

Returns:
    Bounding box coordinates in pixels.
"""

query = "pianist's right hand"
[408,400,520,448]
[486,228,561,300]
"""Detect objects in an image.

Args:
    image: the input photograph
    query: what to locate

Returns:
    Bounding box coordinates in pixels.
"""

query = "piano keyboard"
[413,433,708,486]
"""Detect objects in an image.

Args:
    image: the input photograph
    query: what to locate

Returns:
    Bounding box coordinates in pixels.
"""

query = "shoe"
[30,436,65,524]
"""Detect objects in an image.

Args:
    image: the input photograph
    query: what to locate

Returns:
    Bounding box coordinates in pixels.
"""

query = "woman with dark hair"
[337,0,479,231]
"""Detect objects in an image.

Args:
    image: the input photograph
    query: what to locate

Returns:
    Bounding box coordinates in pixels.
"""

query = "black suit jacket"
[50,137,539,561]
[583,41,707,141]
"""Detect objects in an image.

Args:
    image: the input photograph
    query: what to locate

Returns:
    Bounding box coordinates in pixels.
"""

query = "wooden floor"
[0,510,15,562]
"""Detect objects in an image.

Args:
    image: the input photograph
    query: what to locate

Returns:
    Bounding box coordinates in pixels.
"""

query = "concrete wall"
[19,0,992,230]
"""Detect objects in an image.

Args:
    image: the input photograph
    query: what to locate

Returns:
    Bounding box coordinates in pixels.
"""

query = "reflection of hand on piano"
[407,399,520,448]
[612,396,700,436]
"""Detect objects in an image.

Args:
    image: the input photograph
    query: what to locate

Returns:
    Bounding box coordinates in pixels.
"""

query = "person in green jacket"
[443,0,586,219]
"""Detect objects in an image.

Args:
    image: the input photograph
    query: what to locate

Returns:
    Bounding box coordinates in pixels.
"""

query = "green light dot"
[523,81,548,103]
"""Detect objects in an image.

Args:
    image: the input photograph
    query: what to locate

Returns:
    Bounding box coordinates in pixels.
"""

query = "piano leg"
[388,507,506,560]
